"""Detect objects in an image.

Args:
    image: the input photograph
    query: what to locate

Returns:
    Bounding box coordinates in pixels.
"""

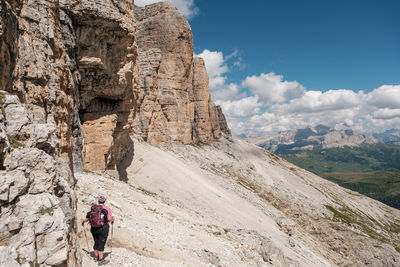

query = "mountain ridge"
[247,123,379,153]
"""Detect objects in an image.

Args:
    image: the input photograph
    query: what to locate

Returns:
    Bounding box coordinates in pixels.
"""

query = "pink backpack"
[89,205,105,227]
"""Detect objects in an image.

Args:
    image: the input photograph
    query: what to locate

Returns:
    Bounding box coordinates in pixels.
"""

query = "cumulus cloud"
[195,49,247,103]
[216,96,262,119]
[135,0,199,19]
[271,89,364,114]
[196,49,400,137]
[373,108,400,119]
[367,85,400,109]
[195,49,229,91]
[242,73,305,105]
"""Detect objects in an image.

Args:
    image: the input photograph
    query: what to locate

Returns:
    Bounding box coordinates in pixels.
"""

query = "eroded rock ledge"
[0,0,230,265]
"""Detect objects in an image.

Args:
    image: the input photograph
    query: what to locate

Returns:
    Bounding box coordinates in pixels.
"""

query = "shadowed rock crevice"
[74,18,136,179]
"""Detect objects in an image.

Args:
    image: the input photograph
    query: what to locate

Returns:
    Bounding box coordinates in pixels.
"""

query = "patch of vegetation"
[137,187,157,197]
[278,144,400,209]
[24,172,30,179]
[321,171,400,209]
[385,223,400,234]
[279,143,400,173]
[0,91,5,104]
[190,141,209,148]
[325,205,390,244]
[236,176,288,211]
[29,261,40,267]
[110,202,122,211]
[37,207,54,216]
[15,256,22,264]
[7,134,23,148]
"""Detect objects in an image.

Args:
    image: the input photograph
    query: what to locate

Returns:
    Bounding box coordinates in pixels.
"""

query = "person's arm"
[80,212,90,224]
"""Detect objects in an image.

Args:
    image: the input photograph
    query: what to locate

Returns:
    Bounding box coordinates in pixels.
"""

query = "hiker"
[81,196,115,262]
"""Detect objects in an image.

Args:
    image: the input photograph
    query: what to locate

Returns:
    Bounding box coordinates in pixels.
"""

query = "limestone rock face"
[0,0,137,265]
[66,0,138,178]
[0,0,80,265]
[133,2,230,144]
[0,0,230,265]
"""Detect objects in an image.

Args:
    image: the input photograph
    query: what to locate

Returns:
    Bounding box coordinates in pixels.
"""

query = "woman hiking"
[81,196,114,262]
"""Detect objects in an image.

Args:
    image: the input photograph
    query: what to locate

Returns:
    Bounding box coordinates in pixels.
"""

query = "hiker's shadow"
[82,248,95,258]
[82,249,111,260]
[103,252,111,259]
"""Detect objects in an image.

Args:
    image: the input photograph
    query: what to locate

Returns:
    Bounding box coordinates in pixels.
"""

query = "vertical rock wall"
[0,0,80,265]
[0,0,139,265]
[66,0,138,179]
[0,0,231,265]
[133,2,230,145]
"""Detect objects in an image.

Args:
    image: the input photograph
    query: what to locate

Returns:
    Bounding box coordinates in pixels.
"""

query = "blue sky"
[136,0,400,137]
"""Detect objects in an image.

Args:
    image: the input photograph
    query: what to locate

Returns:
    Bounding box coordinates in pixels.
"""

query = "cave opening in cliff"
[73,22,135,181]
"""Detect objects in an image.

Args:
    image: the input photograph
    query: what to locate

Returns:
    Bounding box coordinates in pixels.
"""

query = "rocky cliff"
[0,0,230,266]
[133,2,230,145]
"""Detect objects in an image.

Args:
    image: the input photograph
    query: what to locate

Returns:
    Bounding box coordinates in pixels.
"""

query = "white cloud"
[195,49,229,90]
[271,89,364,114]
[195,49,246,103]
[135,0,198,19]
[216,96,261,119]
[373,108,400,120]
[196,48,400,137]
[242,73,305,105]
[367,85,400,109]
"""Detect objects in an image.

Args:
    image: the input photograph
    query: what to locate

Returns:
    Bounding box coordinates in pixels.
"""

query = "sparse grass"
[110,202,122,211]
[137,187,157,197]
[269,153,280,162]
[395,246,400,253]
[325,205,390,244]
[190,141,209,148]
[37,207,54,216]
[7,134,23,148]
[385,223,400,234]
[24,172,30,179]
[15,256,22,264]
[0,92,5,104]
[236,175,288,211]
[225,152,237,159]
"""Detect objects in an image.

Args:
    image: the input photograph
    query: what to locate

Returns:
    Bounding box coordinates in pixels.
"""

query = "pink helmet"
[98,196,106,203]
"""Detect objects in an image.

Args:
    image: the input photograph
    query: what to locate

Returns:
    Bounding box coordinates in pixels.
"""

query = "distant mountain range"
[247,123,379,153]
[246,124,400,209]
[373,129,400,145]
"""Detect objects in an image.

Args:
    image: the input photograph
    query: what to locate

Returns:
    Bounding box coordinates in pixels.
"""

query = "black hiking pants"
[90,224,109,251]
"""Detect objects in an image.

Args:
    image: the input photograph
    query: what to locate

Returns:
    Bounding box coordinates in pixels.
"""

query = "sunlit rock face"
[0,0,137,265]
[0,0,231,265]
[133,2,230,145]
